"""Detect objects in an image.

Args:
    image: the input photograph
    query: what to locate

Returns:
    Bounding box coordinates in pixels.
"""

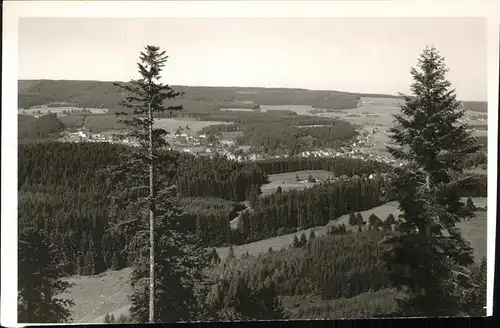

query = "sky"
[18,17,487,101]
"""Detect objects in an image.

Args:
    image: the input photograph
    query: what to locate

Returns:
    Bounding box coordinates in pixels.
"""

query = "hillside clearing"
[58,267,133,323]
[260,170,335,196]
[217,198,487,261]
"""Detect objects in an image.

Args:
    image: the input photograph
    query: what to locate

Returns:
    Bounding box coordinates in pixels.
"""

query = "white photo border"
[2,1,499,326]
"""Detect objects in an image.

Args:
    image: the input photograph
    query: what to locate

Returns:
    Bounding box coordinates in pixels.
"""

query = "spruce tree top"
[113,45,184,149]
[387,46,480,182]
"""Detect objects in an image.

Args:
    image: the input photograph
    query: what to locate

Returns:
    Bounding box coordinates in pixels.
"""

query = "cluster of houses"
[60,130,140,147]
[170,132,204,146]
[296,148,396,165]
[59,123,402,168]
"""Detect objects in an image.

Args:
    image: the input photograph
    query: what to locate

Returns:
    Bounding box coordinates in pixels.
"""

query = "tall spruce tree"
[108,45,211,322]
[18,224,74,323]
[381,46,480,316]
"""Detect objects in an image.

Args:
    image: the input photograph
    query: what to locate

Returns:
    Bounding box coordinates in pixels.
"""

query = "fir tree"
[299,233,308,248]
[292,235,300,248]
[18,224,74,323]
[368,213,380,227]
[386,213,396,225]
[209,248,220,265]
[308,230,316,245]
[126,187,211,322]
[348,213,357,226]
[108,45,210,322]
[104,313,112,323]
[465,197,477,212]
[355,212,364,226]
[381,46,480,316]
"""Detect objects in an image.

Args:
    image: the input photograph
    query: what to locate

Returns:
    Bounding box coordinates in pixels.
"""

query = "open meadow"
[217,198,487,261]
[58,268,133,324]
[260,170,336,196]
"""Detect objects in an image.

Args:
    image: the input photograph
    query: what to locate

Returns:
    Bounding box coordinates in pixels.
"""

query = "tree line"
[18,113,65,141]
[236,121,357,154]
[18,142,264,276]
[19,141,487,276]
[234,174,388,244]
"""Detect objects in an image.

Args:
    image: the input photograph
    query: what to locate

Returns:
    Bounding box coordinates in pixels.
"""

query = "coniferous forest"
[17,43,488,324]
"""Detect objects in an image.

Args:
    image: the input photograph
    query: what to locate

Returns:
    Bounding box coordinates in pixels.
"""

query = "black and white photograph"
[1,1,498,325]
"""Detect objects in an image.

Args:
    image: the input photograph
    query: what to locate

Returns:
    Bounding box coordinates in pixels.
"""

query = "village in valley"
[14,12,491,326]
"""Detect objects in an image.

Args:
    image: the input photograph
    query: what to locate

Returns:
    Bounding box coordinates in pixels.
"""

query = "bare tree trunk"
[148,101,155,323]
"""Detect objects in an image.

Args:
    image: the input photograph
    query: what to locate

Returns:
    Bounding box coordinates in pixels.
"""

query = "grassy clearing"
[260,170,335,196]
[471,129,488,137]
[217,199,487,261]
[333,202,401,228]
[457,210,487,261]
[58,267,133,323]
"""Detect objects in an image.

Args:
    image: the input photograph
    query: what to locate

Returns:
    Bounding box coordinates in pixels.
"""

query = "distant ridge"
[18,79,403,99]
[17,79,486,113]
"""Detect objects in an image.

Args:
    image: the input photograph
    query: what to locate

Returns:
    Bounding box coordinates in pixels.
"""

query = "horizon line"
[17,78,488,103]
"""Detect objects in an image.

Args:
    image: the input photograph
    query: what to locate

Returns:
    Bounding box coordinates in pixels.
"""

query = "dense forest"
[18,80,361,112]
[253,154,390,176]
[235,121,357,154]
[212,229,486,319]
[18,140,487,276]
[233,231,394,300]
[18,113,65,141]
[18,142,384,275]
[18,142,264,275]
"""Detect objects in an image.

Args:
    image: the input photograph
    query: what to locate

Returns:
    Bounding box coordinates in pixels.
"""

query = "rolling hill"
[18,79,488,114]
